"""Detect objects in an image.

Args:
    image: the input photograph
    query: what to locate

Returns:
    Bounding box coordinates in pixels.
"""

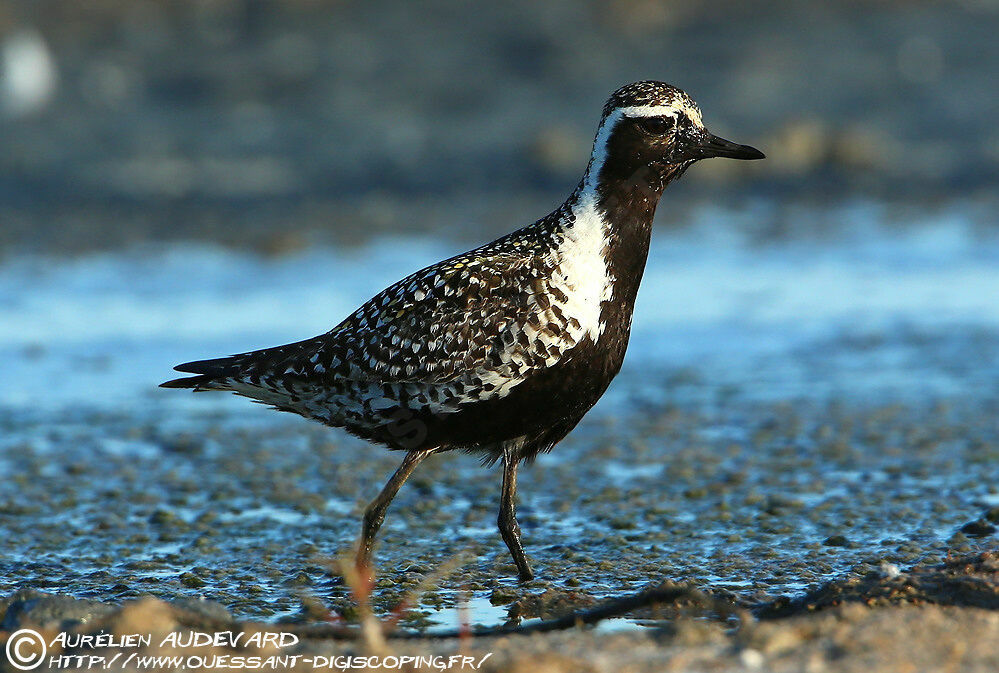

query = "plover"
[162,81,764,581]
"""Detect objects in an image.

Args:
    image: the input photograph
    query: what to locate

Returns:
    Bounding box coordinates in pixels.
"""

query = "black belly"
[353,331,629,462]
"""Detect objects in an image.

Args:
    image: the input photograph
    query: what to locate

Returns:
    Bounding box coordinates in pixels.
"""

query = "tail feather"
[173,355,239,376]
[159,355,242,390]
[159,374,223,389]
[160,337,323,392]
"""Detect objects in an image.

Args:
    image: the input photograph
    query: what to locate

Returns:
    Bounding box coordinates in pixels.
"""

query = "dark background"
[1,0,996,255]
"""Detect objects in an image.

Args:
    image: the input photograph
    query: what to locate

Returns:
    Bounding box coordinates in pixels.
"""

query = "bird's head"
[585,81,764,195]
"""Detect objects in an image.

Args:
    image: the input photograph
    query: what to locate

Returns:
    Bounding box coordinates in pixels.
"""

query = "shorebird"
[162,81,764,581]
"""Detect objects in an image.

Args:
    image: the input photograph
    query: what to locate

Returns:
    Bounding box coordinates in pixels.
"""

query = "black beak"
[673,130,765,163]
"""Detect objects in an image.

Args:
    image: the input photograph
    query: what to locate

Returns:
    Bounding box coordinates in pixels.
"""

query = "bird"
[161,81,764,581]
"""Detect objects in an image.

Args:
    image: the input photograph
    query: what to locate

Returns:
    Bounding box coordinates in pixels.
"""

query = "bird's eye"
[637,116,672,135]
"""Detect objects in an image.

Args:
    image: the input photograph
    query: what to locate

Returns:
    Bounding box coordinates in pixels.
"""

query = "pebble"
[1,589,115,631]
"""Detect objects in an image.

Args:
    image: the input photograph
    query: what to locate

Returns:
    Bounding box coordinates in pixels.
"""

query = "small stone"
[104,597,178,638]
[960,520,996,538]
[179,572,206,588]
[489,587,519,606]
[823,535,850,547]
[170,597,232,623]
[1,589,115,631]
[879,562,901,579]
[148,509,178,526]
[506,588,596,621]
[740,648,765,669]
[285,571,311,586]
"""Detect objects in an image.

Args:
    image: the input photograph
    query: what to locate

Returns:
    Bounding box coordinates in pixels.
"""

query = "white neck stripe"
[582,108,625,195]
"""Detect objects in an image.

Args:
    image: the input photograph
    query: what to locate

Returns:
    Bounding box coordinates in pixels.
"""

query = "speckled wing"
[188,241,587,441]
[306,246,574,420]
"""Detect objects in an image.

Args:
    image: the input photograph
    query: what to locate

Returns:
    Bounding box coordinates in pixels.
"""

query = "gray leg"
[357,449,433,571]
[498,448,534,581]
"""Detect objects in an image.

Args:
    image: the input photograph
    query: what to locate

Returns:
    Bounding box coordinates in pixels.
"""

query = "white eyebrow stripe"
[618,103,704,125]
[618,104,681,117]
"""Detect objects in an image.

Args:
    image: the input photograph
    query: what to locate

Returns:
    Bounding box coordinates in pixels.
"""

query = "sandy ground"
[3,553,998,672]
[3,330,999,668]
[3,391,998,623]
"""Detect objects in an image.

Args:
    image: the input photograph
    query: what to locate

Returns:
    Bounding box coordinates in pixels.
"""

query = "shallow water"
[1,200,997,628]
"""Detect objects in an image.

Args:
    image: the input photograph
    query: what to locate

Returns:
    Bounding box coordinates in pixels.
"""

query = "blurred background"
[1,0,998,622]
[1,0,996,254]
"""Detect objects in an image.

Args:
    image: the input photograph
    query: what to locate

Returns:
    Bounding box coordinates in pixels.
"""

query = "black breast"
[385,201,656,462]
